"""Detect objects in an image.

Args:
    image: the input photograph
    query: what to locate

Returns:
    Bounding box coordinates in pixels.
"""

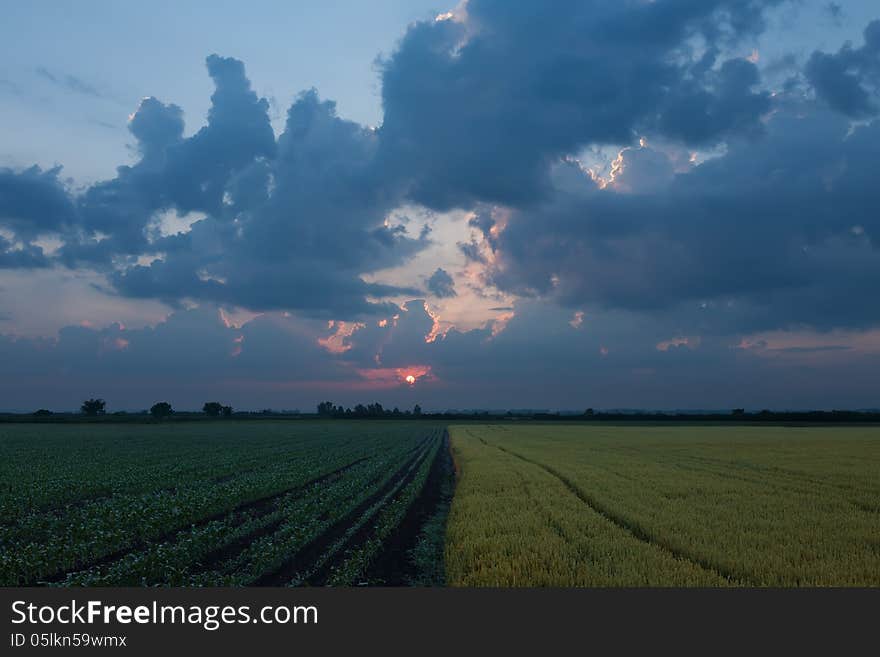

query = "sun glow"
[356,365,433,388]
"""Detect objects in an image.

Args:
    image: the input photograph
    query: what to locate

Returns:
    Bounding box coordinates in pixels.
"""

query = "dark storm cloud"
[806,20,880,117]
[656,57,771,144]
[161,54,277,215]
[106,85,426,317]
[426,268,456,298]
[0,166,76,237]
[42,56,426,318]
[2,2,878,344]
[69,55,276,257]
[0,166,74,267]
[0,1,792,317]
[480,107,880,333]
[377,0,781,210]
[0,236,49,268]
[127,97,185,159]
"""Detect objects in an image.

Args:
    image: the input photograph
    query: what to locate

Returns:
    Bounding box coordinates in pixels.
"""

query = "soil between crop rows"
[40,454,376,585]
[253,432,440,586]
[363,431,453,585]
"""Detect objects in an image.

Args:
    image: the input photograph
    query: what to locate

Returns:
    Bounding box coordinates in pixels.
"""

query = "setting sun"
[405,375,416,385]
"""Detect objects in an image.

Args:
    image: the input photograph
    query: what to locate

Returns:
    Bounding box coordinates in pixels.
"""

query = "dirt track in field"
[362,431,453,585]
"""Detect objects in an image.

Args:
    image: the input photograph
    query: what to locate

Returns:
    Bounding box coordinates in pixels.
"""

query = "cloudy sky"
[2,0,880,412]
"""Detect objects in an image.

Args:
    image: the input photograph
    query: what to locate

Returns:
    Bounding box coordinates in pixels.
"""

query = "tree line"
[316,401,422,418]
[72,399,233,418]
[14,401,880,424]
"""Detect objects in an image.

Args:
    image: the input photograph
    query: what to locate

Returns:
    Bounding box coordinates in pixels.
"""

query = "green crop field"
[445,424,880,586]
[1,420,878,587]
[0,421,451,586]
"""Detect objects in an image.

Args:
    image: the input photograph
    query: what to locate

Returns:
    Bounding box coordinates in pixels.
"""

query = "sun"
[405,375,416,385]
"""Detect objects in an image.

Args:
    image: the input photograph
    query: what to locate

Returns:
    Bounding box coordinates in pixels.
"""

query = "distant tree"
[413,404,422,417]
[150,402,173,419]
[317,401,334,416]
[584,408,595,417]
[222,405,233,417]
[81,398,106,416]
[33,409,53,417]
[203,402,223,416]
[732,408,746,417]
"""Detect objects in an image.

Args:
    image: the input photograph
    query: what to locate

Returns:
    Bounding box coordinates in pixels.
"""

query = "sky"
[2,0,880,412]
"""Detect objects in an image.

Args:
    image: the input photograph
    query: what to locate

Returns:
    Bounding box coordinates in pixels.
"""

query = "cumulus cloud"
[23,56,427,319]
[0,165,76,267]
[127,97,185,159]
[0,3,794,316]
[479,107,880,333]
[426,267,456,298]
[0,166,76,238]
[4,3,880,410]
[378,0,781,210]
[806,20,880,117]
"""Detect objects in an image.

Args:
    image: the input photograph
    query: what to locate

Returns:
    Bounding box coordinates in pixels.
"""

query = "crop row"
[323,434,443,585]
[0,422,366,522]
[213,429,441,586]
[0,423,435,585]
[56,433,431,586]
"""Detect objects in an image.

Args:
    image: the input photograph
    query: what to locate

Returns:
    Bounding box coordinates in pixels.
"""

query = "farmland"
[0,421,451,586]
[446,424,880,586]
[2,420,878,587]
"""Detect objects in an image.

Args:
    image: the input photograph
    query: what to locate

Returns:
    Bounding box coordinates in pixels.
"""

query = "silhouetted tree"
[584,408,595,417]
[33,409,53,417]
[317,401,334,416]
[413,404,422,416]
[150,402,173,418]
[222,405,233,417]
[203,402,224,417]
[732,408,746,417]
[81,398,106,416]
